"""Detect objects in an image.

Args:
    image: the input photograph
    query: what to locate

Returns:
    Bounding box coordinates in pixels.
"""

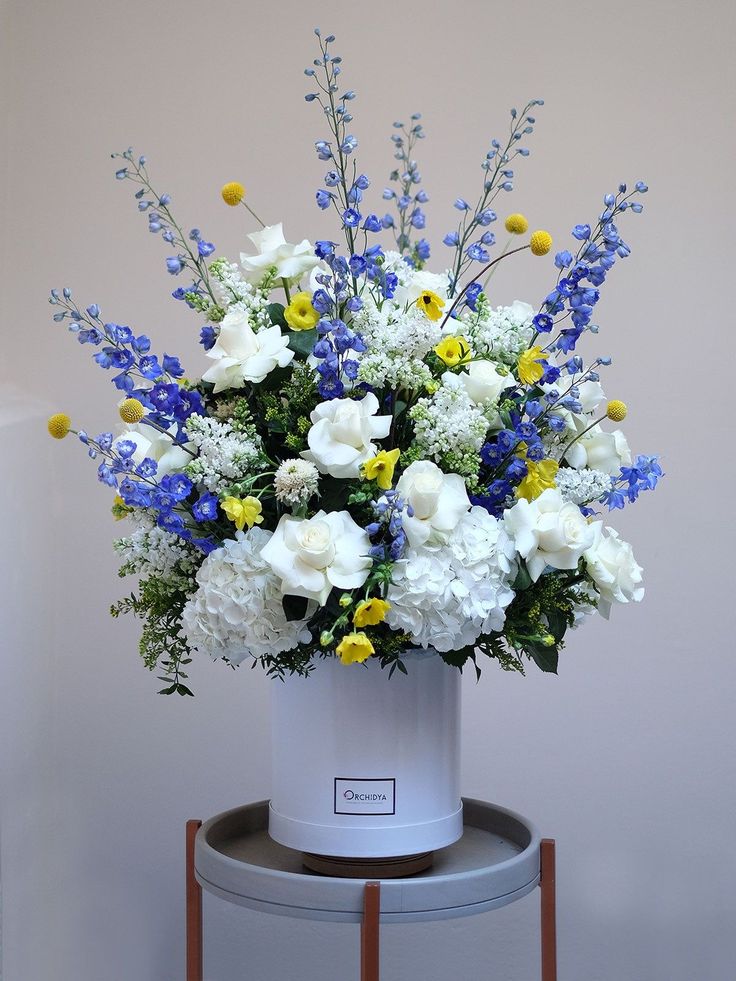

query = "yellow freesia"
[221,495,263,531]
[361,448,400,490]
[336,632,375,665]
[516,459,559,502]
[517,345,547,385]
[284,291,320,331]
[416,289,445,321]
[353,598,391,628]
[434,336,471,367]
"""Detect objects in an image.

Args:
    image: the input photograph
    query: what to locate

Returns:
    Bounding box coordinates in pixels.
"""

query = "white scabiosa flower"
[181,528,311,664]
[201,308,294,392]
[583,524,644,618]
[503,488,595,582]
[273,459,320,507]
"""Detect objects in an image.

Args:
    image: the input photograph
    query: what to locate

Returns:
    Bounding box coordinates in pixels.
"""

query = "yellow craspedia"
[336,632,375,665]
[353,598,391,628]
[47,413,72,439]
[416,289,445,321]
[517,345,547,385]
[434,335,472,367]
[606,400,628,422]
[516,459,559,502]
[505,213,529,235]
[119,398,146,424]
[221,495,263,531]
[361,448,400,491]
[529,230,553,256]
[221,181,245,206]
[284,291,320,331]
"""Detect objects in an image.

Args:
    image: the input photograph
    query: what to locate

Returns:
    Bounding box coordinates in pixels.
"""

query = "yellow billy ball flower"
[47,412,72,439]
[416,289,445,321]
[361,448,400,490]
[336,631,375,665]
[221,495,264,531]
[221,181,245,206]
[505,213,529,235]
[517,345,547,385]
[119,398,145,424]
[606,399,628,422]
[516,459,559,502]
[529,230,553,256]
[284,291,320,331]
[353,598,391,628]
[434,335,472,367]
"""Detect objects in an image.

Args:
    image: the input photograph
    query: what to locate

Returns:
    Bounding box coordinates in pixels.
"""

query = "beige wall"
[2,0,735,978]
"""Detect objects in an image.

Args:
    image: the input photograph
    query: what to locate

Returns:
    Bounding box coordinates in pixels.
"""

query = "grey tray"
[194,798,541,924]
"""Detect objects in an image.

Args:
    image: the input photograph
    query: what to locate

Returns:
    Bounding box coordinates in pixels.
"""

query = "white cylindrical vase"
[269,651,463,860]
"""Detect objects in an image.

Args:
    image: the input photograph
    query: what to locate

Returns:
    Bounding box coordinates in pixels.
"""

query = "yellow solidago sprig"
[516,459,559,502]
[284,291,320,331]
[221,495,263,531]
[434,336,471,367]
[353,598,391,628]
[361,448,400,491]
[416,289,445,321]
[529,230,553,256]
[517,345,547,385]
[336,631,375,665]
[47,413,72,439]
[505,213,529,235]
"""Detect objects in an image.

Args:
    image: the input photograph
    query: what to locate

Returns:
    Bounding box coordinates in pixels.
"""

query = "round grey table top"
[194,798,541,923]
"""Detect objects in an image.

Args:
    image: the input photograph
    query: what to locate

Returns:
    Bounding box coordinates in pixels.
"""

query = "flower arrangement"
[47,29,661,695]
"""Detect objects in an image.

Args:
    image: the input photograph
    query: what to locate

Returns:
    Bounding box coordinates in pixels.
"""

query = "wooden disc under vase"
[302,850,434,878]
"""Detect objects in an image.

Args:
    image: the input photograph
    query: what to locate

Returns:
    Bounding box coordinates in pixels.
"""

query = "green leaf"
[546,609,568,644]
[513,563,533,592]
[267,302,287,327]
[287,327,318,358]
[282,594,310,622]
[526,641,559,674]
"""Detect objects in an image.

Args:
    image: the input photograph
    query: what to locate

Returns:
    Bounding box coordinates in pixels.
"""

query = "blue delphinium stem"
[383,115,429,261]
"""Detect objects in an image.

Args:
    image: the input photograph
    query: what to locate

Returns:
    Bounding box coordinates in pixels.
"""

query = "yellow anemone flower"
[416,289,445,321]
[336,632,375,665]
[284,291,320,331]
[516,459,559,502]
[505,213,529,234]
[221,181,245,206]
[353,598,391,628]
[221,495,263,531]
[517,345,547,385]
[361,448,400,490]
[47,413,72,439]
[434,335,472,367]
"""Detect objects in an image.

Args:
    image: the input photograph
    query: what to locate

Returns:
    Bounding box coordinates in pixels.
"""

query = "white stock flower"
[240,223,321,284]
[201,308,293,392]
[393,267,451,308]
[114,425,193,478]
[395,460,470,548]
[260,509,371,605]
[503,488,595,582]
[181,528,311,664]
[445,360,516,406]
[564,426,631,476]
[584,524,644,618]
[301,392,392,479]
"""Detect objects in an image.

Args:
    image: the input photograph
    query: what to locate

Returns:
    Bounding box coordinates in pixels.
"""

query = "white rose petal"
[565,425,631,476]
[396,460,471,548]
[240,222,321,284]
[114,425,193,478]
[584,524,644,618]
[301,392,392,479]
[504,488,595,582]
[446,360,516,406]
[201,309,293,393]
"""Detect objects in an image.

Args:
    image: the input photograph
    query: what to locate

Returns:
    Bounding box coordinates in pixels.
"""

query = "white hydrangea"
[410,376,489,475]
[273,459,320,507]
[555,467,613,506]
[184,416,264,493]
[386,506,516,652]
[181,528,311,664]
[210,259,272,331]
[460,300,535,366]
[114,514,198,582]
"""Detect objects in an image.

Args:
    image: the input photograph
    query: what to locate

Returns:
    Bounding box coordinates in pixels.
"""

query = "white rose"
[114,425,193,478]
[396,460,470,548]
[201,308,293,393]
[565,426,631,476]
[584,524,644,618]
[503,488,595,582]
[393,268,451,308]
[445,360,516,406]
[261,509,371,605]
[301,392,392,479]
[240,223,321,284]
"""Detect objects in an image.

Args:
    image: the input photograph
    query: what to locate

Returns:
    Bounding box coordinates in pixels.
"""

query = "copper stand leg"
[186,820,203,981]
[360,881,381,981]
[540,838,557,981]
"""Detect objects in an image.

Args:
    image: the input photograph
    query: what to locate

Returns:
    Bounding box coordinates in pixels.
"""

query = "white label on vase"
[334,778,396,815]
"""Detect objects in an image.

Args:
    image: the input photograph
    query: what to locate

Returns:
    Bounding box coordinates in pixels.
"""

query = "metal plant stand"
[185,798,557,981]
